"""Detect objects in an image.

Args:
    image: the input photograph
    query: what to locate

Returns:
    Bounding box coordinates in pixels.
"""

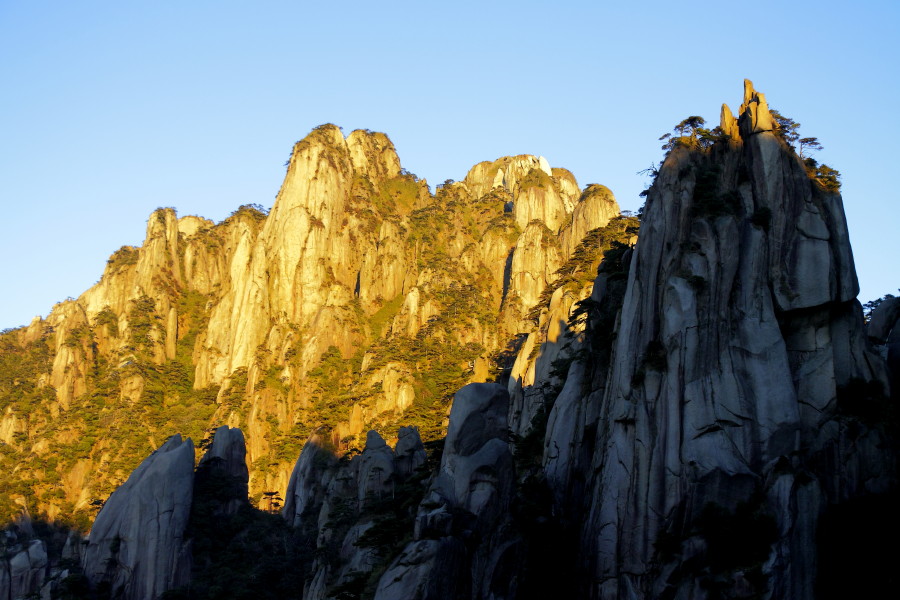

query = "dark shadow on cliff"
[816,490,900,599]
[162,455,311,600]
[0,516,90,600]
[493,333,528,388]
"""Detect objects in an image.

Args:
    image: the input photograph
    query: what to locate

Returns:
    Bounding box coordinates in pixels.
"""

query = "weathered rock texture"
[0,534,47,600]
[81,434,194,600]
[868,296,900,401]
[283,426,428,599]
[573,80,895,599]
[375,383,516,600]
[0,125,621,522]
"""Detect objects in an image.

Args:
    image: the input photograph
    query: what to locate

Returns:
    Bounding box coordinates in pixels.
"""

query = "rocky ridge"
[0,125,625,524]
[1,80,897,599]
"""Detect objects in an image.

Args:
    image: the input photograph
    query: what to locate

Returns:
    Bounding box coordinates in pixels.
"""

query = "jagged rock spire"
[720,78,776,139]
[738,77,775,135]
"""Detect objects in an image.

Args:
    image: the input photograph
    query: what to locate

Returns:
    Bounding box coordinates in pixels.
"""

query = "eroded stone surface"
[578,81,893,599]
[81,435,194,600]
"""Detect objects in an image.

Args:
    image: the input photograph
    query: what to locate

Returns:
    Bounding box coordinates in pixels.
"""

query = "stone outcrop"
[82,435,194,600]
[419,383,513,527]
[868,296,900,400]
[282,434,338,529]
[0,121,625,521]
[0,535,47,600]
[868,296,900,343]
[736,78,776,136]
[284,426,427,598]
[376,383,515,600]
[559,183,620,257]
[195,426,249,516]
[394,425,427,477]
[574,80,895,599]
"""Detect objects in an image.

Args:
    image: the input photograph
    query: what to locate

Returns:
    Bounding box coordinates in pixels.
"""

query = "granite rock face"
[282,434,338,530]
[1,123,624,520]
[283,426,427,599]
[81,435,194,600]
[868,296,900,400]
[375,383,516,600]
[576,80,894,599]
[422,383,513,525]
[0,535,47,600]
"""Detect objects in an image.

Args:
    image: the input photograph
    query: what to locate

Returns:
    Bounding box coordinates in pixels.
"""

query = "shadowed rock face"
[0,536,47,600]
[576,80,894,600]
[281,426,428,599]
[869,297,900,400]
[282,434,337,530]
[81,435,194,600]
[375,383,515,600]
[195,426,249,516]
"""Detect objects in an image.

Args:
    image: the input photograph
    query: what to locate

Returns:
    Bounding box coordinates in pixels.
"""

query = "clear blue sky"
[2,0,898,329]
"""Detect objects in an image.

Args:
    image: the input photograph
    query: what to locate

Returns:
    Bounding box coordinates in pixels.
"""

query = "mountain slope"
[0,126,626,525]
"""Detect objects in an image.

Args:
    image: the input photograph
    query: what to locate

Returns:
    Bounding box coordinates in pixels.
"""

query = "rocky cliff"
[0,532,48,600]
[1,80,897,600]
[569,80,897,599]
[274,80,895,600]
[0,125,624,525]
[81,434,194,600]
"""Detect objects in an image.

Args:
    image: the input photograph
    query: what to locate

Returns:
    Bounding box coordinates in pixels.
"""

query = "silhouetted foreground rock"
[374,383,514,600]
[82,435,194,600]
[575,79,895,599]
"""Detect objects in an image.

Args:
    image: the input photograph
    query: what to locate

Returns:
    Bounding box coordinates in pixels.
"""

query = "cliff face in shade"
[81,435,194,600]
[375,383,515,600]
[0,536,47,600]
[283,426,428,599]
[868,297,900,401]
[195,426,249,516]
[574,80,895,599]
